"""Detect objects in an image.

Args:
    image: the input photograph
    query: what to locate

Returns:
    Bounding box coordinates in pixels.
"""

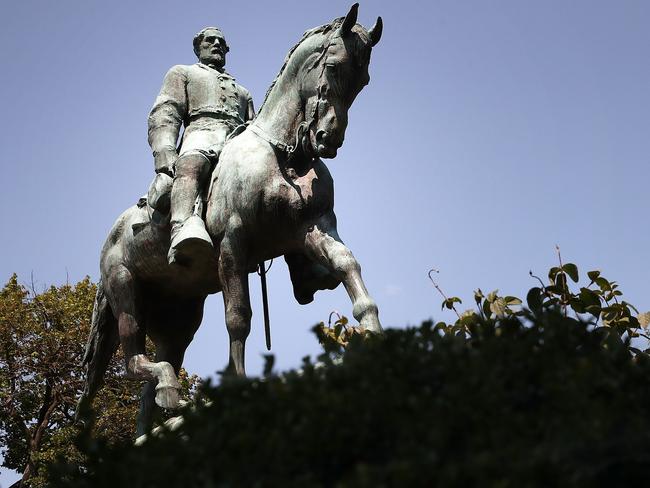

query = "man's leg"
[168,151,213,265]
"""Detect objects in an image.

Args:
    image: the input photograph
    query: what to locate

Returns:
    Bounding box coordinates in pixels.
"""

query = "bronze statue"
[78,4,383,435]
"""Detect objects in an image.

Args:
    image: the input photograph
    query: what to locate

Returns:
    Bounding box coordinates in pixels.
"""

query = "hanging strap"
[257,260,273,350]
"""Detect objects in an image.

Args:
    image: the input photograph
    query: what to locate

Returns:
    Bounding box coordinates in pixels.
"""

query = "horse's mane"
[256,18,344,117]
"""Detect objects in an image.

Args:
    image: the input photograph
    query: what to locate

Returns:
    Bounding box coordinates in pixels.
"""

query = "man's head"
[193,27,229,70]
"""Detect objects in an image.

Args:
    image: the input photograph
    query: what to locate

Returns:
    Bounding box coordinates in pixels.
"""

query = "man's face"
[198,29,228,69]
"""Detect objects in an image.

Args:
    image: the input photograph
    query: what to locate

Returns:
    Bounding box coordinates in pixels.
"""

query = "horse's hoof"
[155,385,180,409]
[359,316,383,334]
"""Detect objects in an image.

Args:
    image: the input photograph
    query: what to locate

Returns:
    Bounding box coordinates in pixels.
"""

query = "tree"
[44,311,650,487]
[0,275,197,487]
[45,263,650,487]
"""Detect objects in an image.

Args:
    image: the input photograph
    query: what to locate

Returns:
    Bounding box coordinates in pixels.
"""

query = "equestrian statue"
[78,4,383,435]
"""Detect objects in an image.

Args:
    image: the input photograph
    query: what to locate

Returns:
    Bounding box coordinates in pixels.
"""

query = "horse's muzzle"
[315,130,341,158]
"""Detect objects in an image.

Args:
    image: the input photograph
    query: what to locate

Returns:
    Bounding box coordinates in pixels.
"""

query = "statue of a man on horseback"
[78,4,383,437]
[148,27,255,265]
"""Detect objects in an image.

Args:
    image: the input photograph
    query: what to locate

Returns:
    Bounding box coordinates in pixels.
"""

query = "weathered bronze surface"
[78,4,383,435]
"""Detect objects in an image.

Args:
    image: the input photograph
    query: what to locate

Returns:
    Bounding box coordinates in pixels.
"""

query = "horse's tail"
[76,280,119,422]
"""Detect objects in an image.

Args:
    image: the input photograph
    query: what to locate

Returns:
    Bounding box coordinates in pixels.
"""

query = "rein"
[248,124,297,157]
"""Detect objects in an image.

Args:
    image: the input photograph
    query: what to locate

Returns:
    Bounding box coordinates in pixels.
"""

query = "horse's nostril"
[316,130,326,142]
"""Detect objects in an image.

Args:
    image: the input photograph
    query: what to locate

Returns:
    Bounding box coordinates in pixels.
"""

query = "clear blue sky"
[1,0,649,483]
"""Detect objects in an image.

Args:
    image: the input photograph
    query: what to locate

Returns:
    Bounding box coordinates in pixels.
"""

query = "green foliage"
[0,275,100,485]
[47,279,650,486]
[0,275,198,486]
[432,262,647,344]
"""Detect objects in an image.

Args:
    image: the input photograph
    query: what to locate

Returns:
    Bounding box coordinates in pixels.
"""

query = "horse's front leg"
[303,212,381,333]
[218,218,252,376]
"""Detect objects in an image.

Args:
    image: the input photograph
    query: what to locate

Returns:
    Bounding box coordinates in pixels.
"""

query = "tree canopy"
[0,275,197,487]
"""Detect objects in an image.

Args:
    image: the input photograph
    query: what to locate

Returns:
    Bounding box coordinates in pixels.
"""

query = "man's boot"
[168,153,213,266]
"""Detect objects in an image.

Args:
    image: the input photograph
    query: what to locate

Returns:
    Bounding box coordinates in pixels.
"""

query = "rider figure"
[148,27,255,265]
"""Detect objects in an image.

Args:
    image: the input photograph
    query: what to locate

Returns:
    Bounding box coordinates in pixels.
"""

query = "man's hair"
[193,27,229,57]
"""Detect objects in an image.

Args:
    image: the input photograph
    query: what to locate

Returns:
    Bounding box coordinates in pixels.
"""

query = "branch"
[428,268,461,320]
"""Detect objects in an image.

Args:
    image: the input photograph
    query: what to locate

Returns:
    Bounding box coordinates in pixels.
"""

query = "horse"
[78,4,383,436]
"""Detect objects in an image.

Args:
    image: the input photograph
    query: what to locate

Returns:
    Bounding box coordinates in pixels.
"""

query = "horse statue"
[78,4,383,435]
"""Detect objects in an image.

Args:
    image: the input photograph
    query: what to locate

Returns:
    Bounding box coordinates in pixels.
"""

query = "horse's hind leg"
[106,265,180,409]
[137,298,205,435]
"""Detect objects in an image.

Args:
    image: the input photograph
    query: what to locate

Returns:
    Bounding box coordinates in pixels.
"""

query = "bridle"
[250,34,339,161]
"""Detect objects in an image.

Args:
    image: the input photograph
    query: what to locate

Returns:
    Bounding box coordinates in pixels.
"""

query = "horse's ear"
[368,16,383,47]
[340,3,359,36]
[368,17,384,46]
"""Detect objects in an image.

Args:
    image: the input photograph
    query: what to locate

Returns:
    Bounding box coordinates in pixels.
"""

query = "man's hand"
[154,149,178,177]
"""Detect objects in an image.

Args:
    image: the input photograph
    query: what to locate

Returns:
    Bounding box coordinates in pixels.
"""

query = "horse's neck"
[254,35,322,149]
[254,84,303,148]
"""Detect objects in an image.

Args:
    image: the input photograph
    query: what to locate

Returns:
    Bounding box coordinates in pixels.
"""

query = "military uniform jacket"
[148,63,254,157]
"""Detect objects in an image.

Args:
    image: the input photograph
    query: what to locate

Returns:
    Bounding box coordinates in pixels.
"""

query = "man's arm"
[147,65,188,175]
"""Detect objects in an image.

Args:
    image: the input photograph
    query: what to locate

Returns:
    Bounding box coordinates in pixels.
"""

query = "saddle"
[133,123,250,232]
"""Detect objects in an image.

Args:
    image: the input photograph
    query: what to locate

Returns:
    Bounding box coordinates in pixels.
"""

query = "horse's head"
[299,4,382,158]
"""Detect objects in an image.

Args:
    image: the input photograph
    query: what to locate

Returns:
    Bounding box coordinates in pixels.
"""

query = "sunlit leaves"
[314,315,368,353]
[638,312,650,329]
[442,296,462,311]
[430,262,648,349]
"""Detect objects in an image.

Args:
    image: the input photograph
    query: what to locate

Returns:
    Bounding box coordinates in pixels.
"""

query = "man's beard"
[203,53,225,69]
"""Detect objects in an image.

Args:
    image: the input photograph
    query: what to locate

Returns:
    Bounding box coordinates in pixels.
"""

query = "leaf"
[585,305,602,317]
[562,263,579,283]
[482,299,492,317]
[526,287,543,312]
[334,323,343,338]
[490,298,507,317]
[569,297,585,314]
[548,267,561,282]
[579,288,601,307]
[623,301,640,314]
[442,297,462,310]
[504,296,522,305]
[595,277,611,292]
[434,321,448,333]
[587,270,601,281]
[545,285,561,295]
[544,297,560,309]
[460,309,477,319]
[459,313,478,326]
[555,273,568,292]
